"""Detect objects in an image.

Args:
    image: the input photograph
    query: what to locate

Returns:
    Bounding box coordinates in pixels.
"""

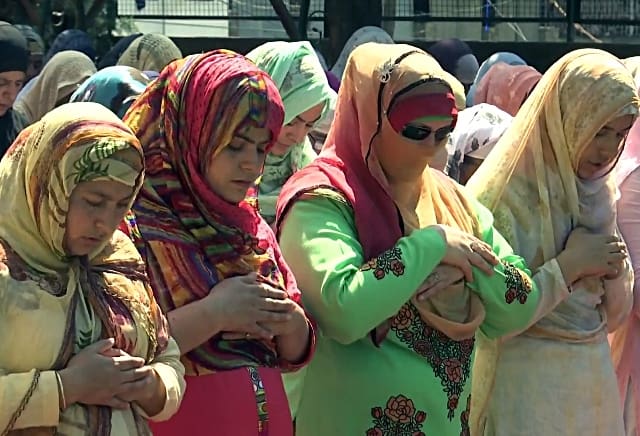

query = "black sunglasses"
[401,124,454,141]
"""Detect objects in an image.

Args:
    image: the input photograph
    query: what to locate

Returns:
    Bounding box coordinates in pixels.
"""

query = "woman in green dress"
[274,43,611,435]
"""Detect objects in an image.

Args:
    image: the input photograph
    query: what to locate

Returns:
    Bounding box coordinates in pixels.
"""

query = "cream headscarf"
[116,33,182,73]
[469,48,639,267]
[625,56,640,87]
[467,49,640,434]
[0,102,143,274]
[13,50,96,125]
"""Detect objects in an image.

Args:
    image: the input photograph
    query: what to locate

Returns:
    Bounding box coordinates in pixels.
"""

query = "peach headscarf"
[473,62,542,116]
[277,43,482,343]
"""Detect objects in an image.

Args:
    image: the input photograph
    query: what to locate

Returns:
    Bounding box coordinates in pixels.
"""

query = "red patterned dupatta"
[123,50,294,375]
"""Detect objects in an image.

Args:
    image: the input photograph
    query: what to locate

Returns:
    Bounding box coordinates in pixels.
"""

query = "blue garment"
[44,29,96,64]
[466,52,526,107]
[70,66,151,119]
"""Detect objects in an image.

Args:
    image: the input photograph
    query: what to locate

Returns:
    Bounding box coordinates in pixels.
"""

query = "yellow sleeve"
[0,369,60,430]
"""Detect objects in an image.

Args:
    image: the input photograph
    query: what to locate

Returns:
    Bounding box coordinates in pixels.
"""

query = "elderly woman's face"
[0,71,26,116]
[64,180,134,256]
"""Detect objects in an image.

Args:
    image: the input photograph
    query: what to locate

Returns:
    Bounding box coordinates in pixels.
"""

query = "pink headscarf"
[610,58,640,433]
[473,62,542,116]
[616,117,640,186]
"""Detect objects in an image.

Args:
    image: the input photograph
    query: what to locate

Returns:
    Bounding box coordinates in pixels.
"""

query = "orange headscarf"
[277,43,480,343]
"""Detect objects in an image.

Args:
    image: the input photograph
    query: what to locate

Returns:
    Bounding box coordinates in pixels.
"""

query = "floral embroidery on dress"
[460,395,471,436]
[392,303,474,420]
[366,394,427,436]
[361,247,405,280]
[503,262,532,304]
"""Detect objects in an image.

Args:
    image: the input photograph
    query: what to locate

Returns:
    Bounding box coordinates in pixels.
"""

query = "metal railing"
[117,0,640,42]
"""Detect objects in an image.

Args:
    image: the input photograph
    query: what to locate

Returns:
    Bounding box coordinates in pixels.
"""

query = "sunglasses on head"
[401,124,454,141]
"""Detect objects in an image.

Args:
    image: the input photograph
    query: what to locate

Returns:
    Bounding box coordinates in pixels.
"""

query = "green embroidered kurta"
[279,190,569,436]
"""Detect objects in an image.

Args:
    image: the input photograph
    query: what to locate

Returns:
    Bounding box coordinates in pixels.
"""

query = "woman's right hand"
[204,273,298,340]
[557,227,627,284]
[58,339,147,409]
[428,224,499,281]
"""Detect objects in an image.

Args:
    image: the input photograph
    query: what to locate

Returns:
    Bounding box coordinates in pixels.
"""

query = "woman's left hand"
[222,304,308,340]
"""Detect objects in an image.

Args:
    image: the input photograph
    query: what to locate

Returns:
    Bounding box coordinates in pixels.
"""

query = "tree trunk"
[268,0,301,40]
[297,0,311,40]
[18,0,40,25]
[86,0,107,22]
[382,0,396,38]
[74,0,86,30]
[324,0,382,64]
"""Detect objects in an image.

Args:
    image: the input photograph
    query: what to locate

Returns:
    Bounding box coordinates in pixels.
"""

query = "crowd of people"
[0,19,639,436]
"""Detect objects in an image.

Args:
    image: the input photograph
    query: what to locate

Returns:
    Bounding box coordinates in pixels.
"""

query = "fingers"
[604,235,622,244]
[422,270,443,291]
[101,348,126,358]
[113,355,146,371]
[258,284,289,300]
[608,242,627,253]
[260,297,297,313]
[222,322,275,341]
[117,366,154,385]
[456,260,474,282]
[418,267,463,300]
[240,272,259,283]
[474,246,499,268]
[470,240,499,266]
[85,338,116,353]
[602,249,629,263]
[606,251,628,262]
[467,251,495,279]
[257,309,293,324]
[114,374,154,400]
[221,332,249,340]
[105,396,130,410]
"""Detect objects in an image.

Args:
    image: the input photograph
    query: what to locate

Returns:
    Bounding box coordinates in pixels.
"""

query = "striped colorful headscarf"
[124,50,294,375]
